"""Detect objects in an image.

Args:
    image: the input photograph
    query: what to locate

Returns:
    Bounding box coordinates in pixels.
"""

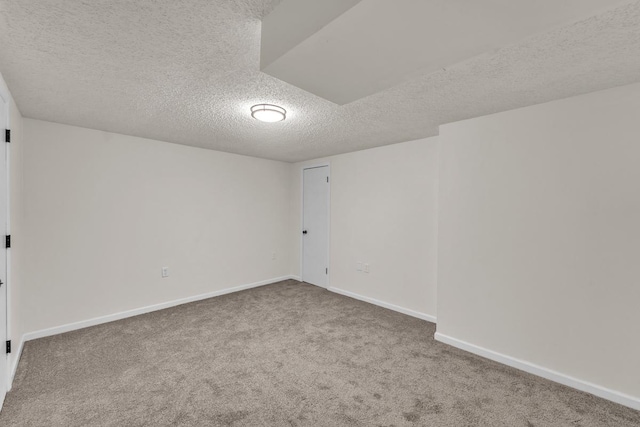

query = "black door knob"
[302,230,308,234]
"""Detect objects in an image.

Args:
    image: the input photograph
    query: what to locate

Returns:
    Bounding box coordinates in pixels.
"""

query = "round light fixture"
[251,104,286,122]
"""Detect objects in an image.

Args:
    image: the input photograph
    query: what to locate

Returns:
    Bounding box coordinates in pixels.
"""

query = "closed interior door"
[0,94,7,406]
[302,166,329,287]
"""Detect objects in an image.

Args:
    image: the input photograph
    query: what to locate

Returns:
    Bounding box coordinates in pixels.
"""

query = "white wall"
[291,137,439,320]
[0,73,26,386]
[22,119,293,334]
[437,83,640,405]
[10,76,640,410]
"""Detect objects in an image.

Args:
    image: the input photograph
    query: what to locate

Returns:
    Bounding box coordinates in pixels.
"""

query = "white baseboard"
[23,275,297,342]
[8,337,24,391]
[434,332,640,411]
[7,275,300,391]
[328,287,436,323]
[8,275,297,391]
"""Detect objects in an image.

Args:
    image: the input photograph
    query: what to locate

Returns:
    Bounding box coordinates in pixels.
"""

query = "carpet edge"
[434,331,640,411]
[328,286,436,323]
[10,275,299,390]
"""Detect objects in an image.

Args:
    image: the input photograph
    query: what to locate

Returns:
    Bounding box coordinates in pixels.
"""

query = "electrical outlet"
[363,264,370,273]
[357,262,363,271]
[161,267,169,278]
[272,252,277,260]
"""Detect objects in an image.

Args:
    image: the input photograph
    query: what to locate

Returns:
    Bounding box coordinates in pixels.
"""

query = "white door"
[302,166,330,287]
[0,94,7,406]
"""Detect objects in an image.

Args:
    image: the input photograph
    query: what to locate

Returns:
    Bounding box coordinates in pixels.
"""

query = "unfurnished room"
[0,1,639,426]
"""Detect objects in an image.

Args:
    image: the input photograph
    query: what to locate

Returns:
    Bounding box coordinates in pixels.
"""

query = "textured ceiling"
[262,0,632,105]
[0,0,640,162]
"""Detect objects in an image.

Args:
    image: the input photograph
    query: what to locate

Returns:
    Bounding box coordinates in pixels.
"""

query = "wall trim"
[434,332,640,411]
[23,275,297,342]
[8,337,24,391]
[9,275,298,389]
[1,72,12,409]
[328,287,436,323]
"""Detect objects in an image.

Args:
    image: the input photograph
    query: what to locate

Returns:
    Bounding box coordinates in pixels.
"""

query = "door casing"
[0,82,10,409]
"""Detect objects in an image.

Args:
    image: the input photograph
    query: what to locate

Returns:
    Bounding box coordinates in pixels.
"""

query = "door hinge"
[5,235,10,248]
[326,268,328,274]
[5,129,10,143]
[326,176,329,183]
[6,340,10,354]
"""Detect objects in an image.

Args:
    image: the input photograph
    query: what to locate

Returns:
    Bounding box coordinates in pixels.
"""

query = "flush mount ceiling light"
[251,104,286,122]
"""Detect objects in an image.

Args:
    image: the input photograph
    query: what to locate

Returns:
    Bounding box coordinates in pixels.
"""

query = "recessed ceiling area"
[262,0,632,105]
[0,0,639,162]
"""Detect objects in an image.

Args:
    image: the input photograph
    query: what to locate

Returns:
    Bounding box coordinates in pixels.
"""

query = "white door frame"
[299,162,331,288]
[0,78,10,402]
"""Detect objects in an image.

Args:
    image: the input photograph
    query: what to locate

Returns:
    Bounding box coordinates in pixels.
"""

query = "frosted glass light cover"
[251,104,286,122]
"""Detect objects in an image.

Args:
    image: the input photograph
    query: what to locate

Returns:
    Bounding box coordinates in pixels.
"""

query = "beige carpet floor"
[1,280,638,426]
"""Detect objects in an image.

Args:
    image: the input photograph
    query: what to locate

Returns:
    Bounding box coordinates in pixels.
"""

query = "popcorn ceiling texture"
[0,0,639,162]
